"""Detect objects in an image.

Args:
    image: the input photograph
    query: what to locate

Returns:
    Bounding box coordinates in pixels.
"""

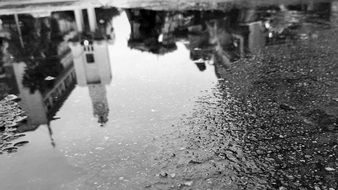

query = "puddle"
[0,1,338,189]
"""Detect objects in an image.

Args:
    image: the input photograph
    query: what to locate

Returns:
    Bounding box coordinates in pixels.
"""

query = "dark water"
[0,1,337,190]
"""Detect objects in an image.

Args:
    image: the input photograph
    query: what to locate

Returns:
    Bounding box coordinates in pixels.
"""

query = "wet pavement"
[0,0,338,190]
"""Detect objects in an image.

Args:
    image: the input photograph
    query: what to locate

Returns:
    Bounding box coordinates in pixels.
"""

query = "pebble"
[0,95,27,154]
[189,160,202,164]
[183,181,193,186]
[159,171,168,178]
[324,167,335,172]
[13,141,29,147]
[4,94,20,102]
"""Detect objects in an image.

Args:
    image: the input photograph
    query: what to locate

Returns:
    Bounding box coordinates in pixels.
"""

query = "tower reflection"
[69,33,114,126]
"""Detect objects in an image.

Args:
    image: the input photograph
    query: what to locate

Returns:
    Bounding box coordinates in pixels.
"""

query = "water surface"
[0,1,338,190]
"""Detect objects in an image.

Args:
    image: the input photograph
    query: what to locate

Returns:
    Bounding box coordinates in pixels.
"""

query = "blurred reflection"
[69,37,114,126]
[0,12,77,132]
[0,1,335,141]
[0,7,118,146]
[125,9,267,71]
[123,2,333,77]
[126,10,177,54]
[69,8,117,126]
[213,2,334,79]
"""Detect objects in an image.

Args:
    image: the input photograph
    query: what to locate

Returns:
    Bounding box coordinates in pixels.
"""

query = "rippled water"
[0,1,338,190]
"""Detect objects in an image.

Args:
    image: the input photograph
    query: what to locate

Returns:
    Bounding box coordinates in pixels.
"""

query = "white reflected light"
[84,40,89,46]
[158,34,163,42]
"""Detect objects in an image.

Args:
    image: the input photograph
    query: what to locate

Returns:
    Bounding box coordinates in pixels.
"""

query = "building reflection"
[125,9,267,71]
[0,1,335,140]
[0,6,117,146]
[69,36,114,126]
[126,10,177,54]
[0,11,77,129]
[124,1,333,78]
[68,7,116,127]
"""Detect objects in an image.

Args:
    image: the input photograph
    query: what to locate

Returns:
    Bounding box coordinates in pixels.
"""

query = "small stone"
[144,184,152,188]
[14,141,29,147]
[189,160,202,164]
[159,171,168,178]
[286,175,294,180]
[303,118,314,125]
[325,167,335,172]
[118,177,124,180]
[314,186,321,190]
[279,187,287,190]
[183,181,193,186]
[280,104,296,111]
[14,134,25,138]
[327,125,336,131]
[4,94,20,102]
[13,116,28,123]
[170,173,176,178]
[6,128,17,132]
[3,147,18,153]
[7,122,19,128]
[294,181,302,186]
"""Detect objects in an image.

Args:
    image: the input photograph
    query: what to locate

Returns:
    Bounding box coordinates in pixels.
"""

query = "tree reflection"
[22,57,63,93]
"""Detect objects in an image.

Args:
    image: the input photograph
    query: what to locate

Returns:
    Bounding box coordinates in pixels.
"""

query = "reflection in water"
[0,7,118,143]
[0,1,337,189]
[0,0,334,145]
[127,10,178,54]
[0,11,78,146]
[124,2,333,78]
[0,0,334,148]
[69,35,114,125]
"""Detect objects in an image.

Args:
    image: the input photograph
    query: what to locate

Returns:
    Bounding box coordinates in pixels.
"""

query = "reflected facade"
[0,0,335,143]
[69,32,114,126]
[0,1,337,189]
[0,6,118,134]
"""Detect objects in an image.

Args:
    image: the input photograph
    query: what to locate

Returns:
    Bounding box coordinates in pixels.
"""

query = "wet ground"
[1,0,338,190]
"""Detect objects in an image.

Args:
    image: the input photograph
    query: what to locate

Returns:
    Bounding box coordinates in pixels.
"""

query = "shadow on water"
[0,0,337,189]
